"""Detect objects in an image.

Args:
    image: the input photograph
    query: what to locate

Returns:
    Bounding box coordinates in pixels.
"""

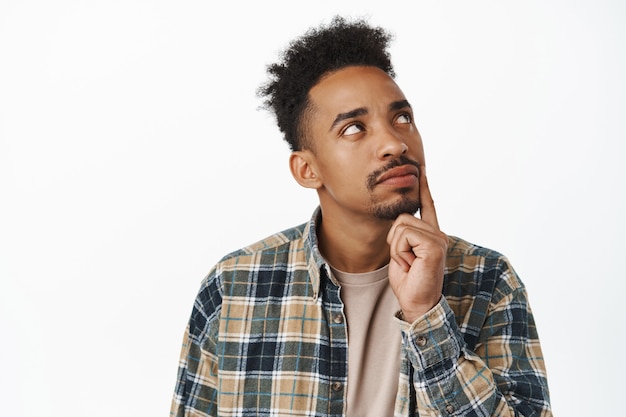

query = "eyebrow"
[390,99,412,111]
[329,100,412,132]
[329,107,368,131]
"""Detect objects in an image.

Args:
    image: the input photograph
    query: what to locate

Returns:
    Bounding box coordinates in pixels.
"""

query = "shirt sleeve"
[170,273,222,417]
[397,287,552,416]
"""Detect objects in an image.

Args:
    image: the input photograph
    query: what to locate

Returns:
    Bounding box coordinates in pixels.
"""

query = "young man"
[171,17,551,416]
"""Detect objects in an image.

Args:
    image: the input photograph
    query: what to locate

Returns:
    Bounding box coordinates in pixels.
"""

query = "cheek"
[319,159,368,192]
[409,135,426,164]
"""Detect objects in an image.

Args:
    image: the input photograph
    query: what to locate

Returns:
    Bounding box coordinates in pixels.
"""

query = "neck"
[316,208,392,273]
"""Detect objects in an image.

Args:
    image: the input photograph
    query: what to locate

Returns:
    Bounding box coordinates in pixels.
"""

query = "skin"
[289,66,448,322]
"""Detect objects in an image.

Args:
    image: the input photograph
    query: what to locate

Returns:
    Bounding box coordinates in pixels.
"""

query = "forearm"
[397,297,551,416]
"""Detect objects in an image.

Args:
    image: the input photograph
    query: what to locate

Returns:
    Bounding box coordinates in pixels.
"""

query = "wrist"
[399,310,421,323]
[399,297,442,323]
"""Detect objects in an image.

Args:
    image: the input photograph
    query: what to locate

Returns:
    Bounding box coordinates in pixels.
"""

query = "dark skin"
[289,66,448,322]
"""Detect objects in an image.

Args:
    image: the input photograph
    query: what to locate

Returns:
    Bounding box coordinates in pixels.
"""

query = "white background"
[1,1,624,416]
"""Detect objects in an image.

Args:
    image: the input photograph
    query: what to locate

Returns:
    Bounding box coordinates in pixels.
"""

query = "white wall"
[1,1,624,415]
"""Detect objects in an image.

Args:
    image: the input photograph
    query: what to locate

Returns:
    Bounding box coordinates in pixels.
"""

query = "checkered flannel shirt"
[171,208,551,416]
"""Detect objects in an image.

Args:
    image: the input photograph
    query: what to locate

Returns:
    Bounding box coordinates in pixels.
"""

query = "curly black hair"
[258,16,395,151]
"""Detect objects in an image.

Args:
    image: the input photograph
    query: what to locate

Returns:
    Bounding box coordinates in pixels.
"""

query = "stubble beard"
[366,155,422,220]
[369,190,421,220]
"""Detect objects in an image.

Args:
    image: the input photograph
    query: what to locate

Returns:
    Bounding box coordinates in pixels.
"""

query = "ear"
[289,150,323,189]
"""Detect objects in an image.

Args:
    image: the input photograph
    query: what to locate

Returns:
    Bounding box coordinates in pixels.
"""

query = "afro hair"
[258,16,395,151]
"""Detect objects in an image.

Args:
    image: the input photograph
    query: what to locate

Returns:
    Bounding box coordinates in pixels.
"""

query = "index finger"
[419,165,440,230]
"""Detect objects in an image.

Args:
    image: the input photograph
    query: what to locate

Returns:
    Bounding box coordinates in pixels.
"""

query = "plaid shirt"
[171,208,551,416]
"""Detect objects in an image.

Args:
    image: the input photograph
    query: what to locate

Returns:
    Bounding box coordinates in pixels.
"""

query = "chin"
[370,197,421,220]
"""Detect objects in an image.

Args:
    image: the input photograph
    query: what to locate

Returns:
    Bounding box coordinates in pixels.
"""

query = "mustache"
[366,155,421,191]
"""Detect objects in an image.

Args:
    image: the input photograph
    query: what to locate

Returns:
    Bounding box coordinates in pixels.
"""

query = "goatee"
[366,155,422,220]
[370,192,421,220]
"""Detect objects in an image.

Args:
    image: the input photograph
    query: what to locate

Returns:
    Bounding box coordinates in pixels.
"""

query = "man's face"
[305,65,425,220]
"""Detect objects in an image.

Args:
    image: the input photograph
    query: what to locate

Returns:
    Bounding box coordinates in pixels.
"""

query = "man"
[171,17,551,416]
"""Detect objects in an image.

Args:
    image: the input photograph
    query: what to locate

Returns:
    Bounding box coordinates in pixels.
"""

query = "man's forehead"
[309,66,407,114]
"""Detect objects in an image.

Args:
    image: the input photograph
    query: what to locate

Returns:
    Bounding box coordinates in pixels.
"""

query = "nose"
[377,126,408,160]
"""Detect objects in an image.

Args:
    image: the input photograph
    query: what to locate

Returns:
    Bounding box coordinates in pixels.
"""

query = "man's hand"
[387,165,448,323]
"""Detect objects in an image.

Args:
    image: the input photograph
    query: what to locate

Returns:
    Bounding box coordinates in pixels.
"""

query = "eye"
[342,123,365,136]
[395,113,412,125]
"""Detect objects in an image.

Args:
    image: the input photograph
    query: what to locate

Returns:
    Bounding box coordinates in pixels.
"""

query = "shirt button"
[416,336,427,347]
[445,404,455,414]
[333,314,344,324]
[331,381,343,392]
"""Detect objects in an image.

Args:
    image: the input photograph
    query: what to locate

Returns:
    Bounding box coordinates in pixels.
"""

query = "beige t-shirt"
[331,264,402,417]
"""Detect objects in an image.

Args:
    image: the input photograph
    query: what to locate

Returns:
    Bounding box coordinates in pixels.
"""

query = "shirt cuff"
[394,296,464,371]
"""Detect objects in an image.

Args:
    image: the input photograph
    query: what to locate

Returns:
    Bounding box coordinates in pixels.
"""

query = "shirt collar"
[303,206,328,300]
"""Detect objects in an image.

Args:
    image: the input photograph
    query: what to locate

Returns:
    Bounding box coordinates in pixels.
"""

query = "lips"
[376,165,419,186]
